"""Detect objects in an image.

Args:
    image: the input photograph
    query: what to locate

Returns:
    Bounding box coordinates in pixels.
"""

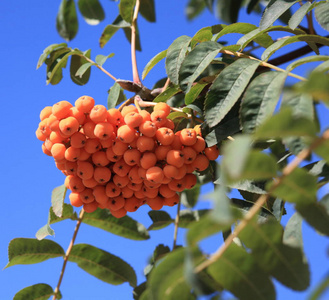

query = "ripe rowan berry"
[121,186,134,198]
[77,161,94,180]
[117,125,136,143]
[51,143,66,161]
[164,193,179,206]
[163,165,178,180]
[75,96,95,113]
[139,110,151,122]
[83,201,99,213]
[151,110,167,127]
[69,192,84,207]
[94,166,112,184]
[68,106,86,125]
[113,159,131,177]
[204,145,220,160]
[107,108,123,125]
[155,127,175,146]
[124,196,141,212]
[112,174,130,188]
[84,138,101,154]
[123,149,141,166]
[166,150,185,167]
[90,105,108,123]
[83,121,97,139]
[40,106,53,121]
[180,128,197,146]
[128,166,143,184]
[67,175,85,193]
[52,101,73,119]
[65,161,78,175]
[159,184,176,198]
[193,136,206,153]
[107,196,125,211]
[82,177,98,188]
[92,185,109,205]
[143,186,159,198]
[140,152,157,169]
[110,207,127,218]
[124,111,143,128]
[146,166,164,183]
[168,178,186,192]
[153,102,171,117]
[192,154,209,172]
[94,122,114,140]
[106,147,122,162]
[105,182,121,198]
[185,173,197,189]
[146,196,163,210]
[65,146,81,162]
[139,121,157,137]
[182,147,197,164]
[136,136,155,152]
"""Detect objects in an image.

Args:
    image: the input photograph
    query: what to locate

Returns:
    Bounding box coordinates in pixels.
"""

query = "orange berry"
[44,138,54,151]
[204,145,220,160]
[36,128,48,141]
[193,136,206,153]
[146,166,164,183]
[171,133,183,150]
[194,124,202,136]
[159,184,176,198]
[123,149,141,166]
[143,186,159,198]
[82,121,97,139]
[168,178,186,192]
[108,196,125,211]
[110,207,127,218]
[161,175,171,184]
[65,161,78,175]
[100,137,114,149]
[69,192,84,207]
[136,136,155,152]
[138,167,147,180]
[92,151,110,167]
[156,127,175,146]
[47,114,60,132]
[192,154,209,172]
[163,118,175,130]
[163,165,178,179]
[117,125,136,143]
[94,166,112,184]
[185,163,195,173]
[139,110,151,122]
[164,193,179,206]
[94,122,114,140]
[124,111,143,128]
[42,143,52,156]
[166,150,185,167]
[77,161,94,180]
[78,148,91,161]
[153,102,171,117]
[128,166,143,184]
[134,189,145,200]
[121,186,134,198]
[93,185,109,205]
[65,146,81,162]
[52,101,73,120]
[84,138,101,154]
[70,132,87,148]
[185,173,197,189]
[51,143,66,160]
[107,108,123,125]
[106,147,122,162]
[182,147,197,164]
[121,105,138,118]
[124,196,141,212]
[49,131,68,144]
[40,106,53,121]
[67,175,85,193]
[175,165,187,180]
[113,159,131,177]
[82,177,98,188]
[127,182,143,192]
[151,110,167,127]
[55,161,66,171]
[83,201,99,213]
[38,119,51,137]
[180,128,197,146]
[105,182,121,197]
[139,121,157,137]
[112,174,129,188]
[140,152,157,169]
[68,106,86,125]
[146,196,163,210]
[155,145,172,161]
[75,96,95,113]
[59,116,80,137]
[89,105,108,123]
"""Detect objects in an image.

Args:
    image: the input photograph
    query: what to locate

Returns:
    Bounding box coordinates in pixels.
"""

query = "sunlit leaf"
[142,49,167,80]
[153,85,181,103]
[95,53,114,66]
[56,0,78,41]
[69,244,137,287]
[82,208,149,240]
[13,284,61,300]
[5,238,64,268]
[78,0,105,25]
[315,2,329,32]
[37,43,68,69]
[204,58,259,128]
[288,2,312,30]
[107,82,126,109]
[185,82,207,105]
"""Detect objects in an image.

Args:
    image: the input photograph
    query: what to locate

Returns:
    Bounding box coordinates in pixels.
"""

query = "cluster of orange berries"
[36,96,219,218]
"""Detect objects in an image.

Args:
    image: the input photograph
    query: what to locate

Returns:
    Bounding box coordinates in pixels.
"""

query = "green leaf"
[142,49,167,80]
[288,1,312,30]
[119,0,136,23]
[261,35,329,61]
[298,72,329,103]
[315,2,329,32]
[133,282,147,300]
[179,41,221,93]
[99,15,130,48]
[165,35,192,86]
[240,71,286,134]
[37,43,68,69]
[207,243,276,300]
[270,168,317,205]
[186,0,206,21]
[36,204,78,240]
[5,238,64,268]
[223,180,267,195]
[123,26,142,51]
[309,273,329,300]
[167,111,189,120]
[314,139,329,164]
[70,49,91,85]
[260,0,299,31]
[78,0,105,25]
[240,220,310,291]
[286,55,329,72]
[82,208,149,240]
[95,53,114,66]
[153,85,181,103]
[283,212,303,249]
[140,0,156,22]
[107,82,126,109]
[56,0,78,41]
[190,26,216,49]
[254,107,317,139]
[51,184,67,217]
[181,185,200,208]
[13,284,61,300]
[147,210,173,230]
[216,0,244,24]
[75,62,94,78]
[178,209,209,228]
[296,194,329,236]
[185,82,207,105]
[69,244,137,287]
[204,58,259,128]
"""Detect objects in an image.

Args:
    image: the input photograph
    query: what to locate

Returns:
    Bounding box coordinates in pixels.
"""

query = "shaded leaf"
[70,49,91,85]
[13,284,61,300]
[107,82,126,109]
[315,2,329,32]
[147,210,173,230]
[142,49,167,80]
[204,58,259,128]
[82,208,150,240]
[119,0,136,23]
[179,41,221,93]
[179,209,209,228]
[140,0,156,22]
[207,243,276,300]
[181,185,201,208]
[165,35,192,85]
[69,244,137,287]
[133,282,147,300]
[37,43,68,69]
[283,212,303,249]
[56,0,78,41]
[5,238,64,268]
[298,72,329,103]
[216,0,244,24]
[190,26,218,48]
[186,0,206,20]
[51,184,67,217]
[78,0,105,25]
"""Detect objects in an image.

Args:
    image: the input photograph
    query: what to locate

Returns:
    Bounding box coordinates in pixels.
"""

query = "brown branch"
[52,209,85,300]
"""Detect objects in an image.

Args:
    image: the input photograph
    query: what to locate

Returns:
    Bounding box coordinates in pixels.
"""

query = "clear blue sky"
[0,1,329,299]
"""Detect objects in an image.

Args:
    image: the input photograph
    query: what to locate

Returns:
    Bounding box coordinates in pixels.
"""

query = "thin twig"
[194,130,329,274]
[131,0,141,84]
[134,95,143,113]
[306,9,316,35]
[162,78,171,92]
[52,209,85,300]
[77,55,117,81]
[173,199,182,250]
[118,97,134,111]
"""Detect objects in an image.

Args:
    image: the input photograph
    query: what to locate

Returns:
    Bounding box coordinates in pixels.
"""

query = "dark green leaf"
[107,82,126,109]
[204,58,259,128]
[51,184,67,217]
[13,284,61,300]
[288,2,312,30]
[315,2,329,32]
[5,238,64,268]
[153,85,181,103]
[240,220,310,290]
[69,244,137,287]
[123,25,142,51]
[165,36,192,86]
[179,209,209,228]
[82,208,149,240]
[78,0,105,25]
[119,0,136,23]
[216,0,244,24]
[186,0,206,20]
[254,107,317,139]
[140,0,156,22]
[45,48,71,85]
[296,194,329,236]
[314,139,329,164]
[181,185,201,208]
[56,0,78,41]
[133,282,147,300]
[99,15,130,48]
[147,210,173,230]
[70,49,91,85]
[283,212,303,249]
[142,49,167,80]
[37,43,68,69]
[270,168,317,205]
[241,71,287,134]
[223,179,267,195]
[260,0,299,31]
[207,243,276,300]
[185,82,207,105]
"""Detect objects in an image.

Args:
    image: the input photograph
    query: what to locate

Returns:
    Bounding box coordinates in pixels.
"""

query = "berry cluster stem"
[52,209,85,300]
[131,0,141,84]
[173,198,181,250]
[194,130,329,274]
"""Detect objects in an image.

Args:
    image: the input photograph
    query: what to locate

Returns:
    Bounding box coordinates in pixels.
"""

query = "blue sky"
[0,1,329,299]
